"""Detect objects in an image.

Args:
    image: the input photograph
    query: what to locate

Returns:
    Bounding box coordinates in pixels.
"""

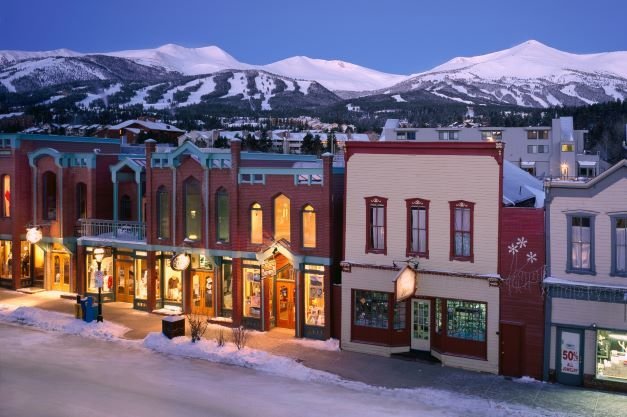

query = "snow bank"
[0,304,129,340]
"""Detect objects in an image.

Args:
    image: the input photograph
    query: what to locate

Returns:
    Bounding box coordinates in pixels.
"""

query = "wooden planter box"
[162,316,185,339]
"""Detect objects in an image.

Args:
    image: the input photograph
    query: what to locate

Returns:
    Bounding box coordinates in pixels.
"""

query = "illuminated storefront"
[596,330,627,383]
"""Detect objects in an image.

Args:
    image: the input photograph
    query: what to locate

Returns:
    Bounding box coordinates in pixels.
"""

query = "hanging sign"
[262,259,276,279]
[26,227,43,244]
[394,265,417,302]
[171,253,191,271]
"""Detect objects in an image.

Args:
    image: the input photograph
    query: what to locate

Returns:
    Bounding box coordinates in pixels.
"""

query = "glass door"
[277,281,295,329]
[411,299,430,351]
[556,327,584,386]
[116,258,134,303]
[192,272,214,316]
[51,253,70,292]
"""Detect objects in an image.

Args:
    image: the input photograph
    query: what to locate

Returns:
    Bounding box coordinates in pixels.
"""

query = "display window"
[243,265,261,318]
[354,290,389,329]
[0,240,11,278]
[220,258,232,316]
[135,258,148,300]
[305,265,325,326]
[20,241,30,278]
[446,300,486,342]
[86,250,113,294]
[163,256,182,304]
[596,330,627,382]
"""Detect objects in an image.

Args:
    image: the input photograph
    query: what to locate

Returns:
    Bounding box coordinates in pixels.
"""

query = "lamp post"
[94,247,105,322]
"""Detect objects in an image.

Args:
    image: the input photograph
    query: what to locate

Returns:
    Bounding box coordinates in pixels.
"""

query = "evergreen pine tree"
[214,136,230,148]
[300,132,314,154]
[258,130,273,152]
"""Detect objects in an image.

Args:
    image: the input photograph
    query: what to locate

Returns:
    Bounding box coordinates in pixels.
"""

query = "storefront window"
[305,265,324,326]
[302,205,316,248]
[2,174,10,217]
[354,290,389,329]
[446,300,486,342]
[393,302,406,330]
[164,257,182,304]
[86,251,113,294]
[135,258,148,300]
[0,241,12,278]
[20,241,30,278]
[221,259,232,316]
[243,266,261,318]
[596,330,627,381]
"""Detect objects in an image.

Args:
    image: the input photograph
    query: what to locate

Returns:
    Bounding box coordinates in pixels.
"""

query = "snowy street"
[0,323,455,417]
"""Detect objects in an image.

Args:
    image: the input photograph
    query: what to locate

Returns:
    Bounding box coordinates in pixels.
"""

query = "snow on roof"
[0,112,24,120]
[544,276,627,291]
[383,119,400,129]
[503,160,545,207]
[109,119,184,133]
[577,160,597,167]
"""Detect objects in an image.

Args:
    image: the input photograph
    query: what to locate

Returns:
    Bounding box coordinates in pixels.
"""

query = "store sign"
[95,271,104,289]
[560,332,580,375]
[262,259,276,279]
[170,253,190,271]
[394,266,417,302]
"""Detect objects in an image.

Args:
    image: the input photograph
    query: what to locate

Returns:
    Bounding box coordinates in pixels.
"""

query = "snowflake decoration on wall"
[508,243,519,255]
[526,252,537,264]
[516,237,527,248]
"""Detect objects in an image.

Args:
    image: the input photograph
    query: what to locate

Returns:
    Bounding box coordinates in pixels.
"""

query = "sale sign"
[560,331,580,375]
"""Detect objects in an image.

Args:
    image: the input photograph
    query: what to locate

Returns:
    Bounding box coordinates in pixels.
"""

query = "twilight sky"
[2,0,626,74]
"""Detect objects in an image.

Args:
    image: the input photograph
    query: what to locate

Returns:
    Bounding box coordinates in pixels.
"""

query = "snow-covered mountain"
[373,40,627,107]
[1,40,627,108]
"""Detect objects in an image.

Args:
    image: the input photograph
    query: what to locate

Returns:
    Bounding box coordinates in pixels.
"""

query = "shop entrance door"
[556,327,584,386]
[51,253,70,292]
[411,299,430,351]
[500,323,523,377]
[115,259,134,303]
[192,273,214,316]
[277,281,295,329]
[32,245,45,288]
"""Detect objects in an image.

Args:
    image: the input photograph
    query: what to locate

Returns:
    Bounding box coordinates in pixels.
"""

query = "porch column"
[231,258,242,326]
[76,245,86,295]
[11,237,21,289]
[147,251,156,311]
[136,177,142,224]
[295,264,305,338]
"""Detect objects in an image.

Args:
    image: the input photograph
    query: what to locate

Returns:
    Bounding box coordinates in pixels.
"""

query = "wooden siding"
[549,177,627,285]
[344,154,500,275]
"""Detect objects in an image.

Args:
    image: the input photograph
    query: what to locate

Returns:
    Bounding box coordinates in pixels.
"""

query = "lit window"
[353,290,389,329]
[446,300,486,342]
[561,144,574,152]
[274,194,290,242]
[305,269,324,326]
[1,174,10,217]
[184,178,201,241]
[302,204,316,248]
[250,203,262,244]
[481,131,502,142]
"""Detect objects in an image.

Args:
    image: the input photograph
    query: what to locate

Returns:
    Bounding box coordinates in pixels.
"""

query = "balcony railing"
[77,219,146,242]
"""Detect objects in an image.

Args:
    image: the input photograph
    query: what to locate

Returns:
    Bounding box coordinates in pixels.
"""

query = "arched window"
[250,203,262,244]
[274,194,290,242]
[184,178,201,241]
[1,174,10,217]
[76,183,87,220]
[216,188,229,242]
[43,172,57,220]
[120,195,132,221]
[302,204,316,248]
[156,186,170,239]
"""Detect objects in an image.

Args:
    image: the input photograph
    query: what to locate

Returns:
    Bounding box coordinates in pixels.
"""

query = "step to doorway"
[16,287,46,294]
[391,350,442,364]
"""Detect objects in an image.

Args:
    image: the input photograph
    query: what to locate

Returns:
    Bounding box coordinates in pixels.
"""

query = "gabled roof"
[108,119,184,133]
[503,160,545,207]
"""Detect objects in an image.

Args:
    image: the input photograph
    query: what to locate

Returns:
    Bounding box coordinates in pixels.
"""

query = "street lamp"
[94,247,105,322]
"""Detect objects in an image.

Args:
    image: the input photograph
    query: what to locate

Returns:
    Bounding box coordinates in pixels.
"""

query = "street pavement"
[2,289,627,417]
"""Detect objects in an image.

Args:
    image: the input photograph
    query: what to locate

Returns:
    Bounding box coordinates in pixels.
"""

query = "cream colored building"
[544,160,627,389]
[341,141,503,374]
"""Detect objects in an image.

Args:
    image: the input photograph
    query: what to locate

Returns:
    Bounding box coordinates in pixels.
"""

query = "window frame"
[566,213,596,275]
[610,214,627,277]
[216,188,229,243]
[365,196,387,255]
[42,171,57,221]
[183,177,202,241]
[156,186,170,239]
[250,202,263,245]
[302,204,317,249]
[1,174,10,217]
[449,200,475,262]
[119,195,132,221]
[406,198,429,258]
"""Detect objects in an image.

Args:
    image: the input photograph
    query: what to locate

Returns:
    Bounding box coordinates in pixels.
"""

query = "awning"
[520,161,536,167]
[577,160,597,167]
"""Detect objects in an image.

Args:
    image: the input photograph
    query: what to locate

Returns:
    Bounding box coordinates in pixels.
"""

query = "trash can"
[80,296,98,323]
[162,316,185,339]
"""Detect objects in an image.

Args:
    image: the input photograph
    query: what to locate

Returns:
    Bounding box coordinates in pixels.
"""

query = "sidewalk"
[2,289,626,417]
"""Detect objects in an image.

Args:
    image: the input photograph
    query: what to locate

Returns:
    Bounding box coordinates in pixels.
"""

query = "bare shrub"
[215,328,226,347]
[231,325,249,350]
[186,314,208,343]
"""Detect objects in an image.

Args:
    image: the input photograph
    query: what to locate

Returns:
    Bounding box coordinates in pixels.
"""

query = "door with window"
[192,272,214,316]
[277,281,295,329]
[411,299,430,351]
[556,327,584,386]
[116,258,134,303]
[51,253,71,292]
